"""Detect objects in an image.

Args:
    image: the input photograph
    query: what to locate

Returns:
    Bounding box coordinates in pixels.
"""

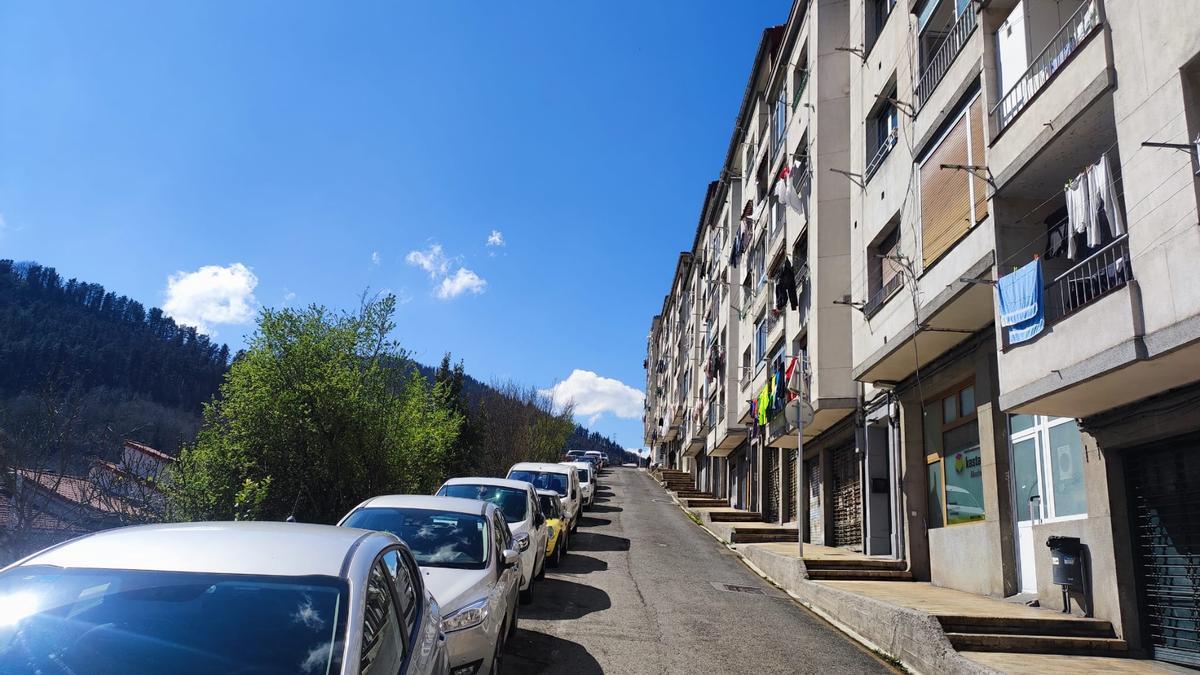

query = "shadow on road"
[502,628,603,675]
[556,552,607,574]
[587,503,622,514]
[521,578,611,620]
[570,532,630,552]
[577,515,610,528]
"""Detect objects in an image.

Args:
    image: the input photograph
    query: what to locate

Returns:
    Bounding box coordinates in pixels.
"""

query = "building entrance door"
[765,449,780,523]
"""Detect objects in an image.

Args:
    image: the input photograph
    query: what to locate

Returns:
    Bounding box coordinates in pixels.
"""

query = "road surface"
[502,467,894,674]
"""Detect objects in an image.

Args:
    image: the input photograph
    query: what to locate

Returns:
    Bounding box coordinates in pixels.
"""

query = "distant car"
[536,490,568,568]
[507,462,581,535]
[437,477,547,603]
[564,450,585,461]
[561,460,596,506]
[0,521,449,675]
[601,452,611,467]
[340,495,522,675]
[584,450,604,469]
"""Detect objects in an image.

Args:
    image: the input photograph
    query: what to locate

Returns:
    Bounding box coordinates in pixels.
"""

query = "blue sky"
[0,0,788,450]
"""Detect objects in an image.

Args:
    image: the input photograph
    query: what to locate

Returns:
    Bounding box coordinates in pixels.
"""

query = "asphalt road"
[501,467,894,675]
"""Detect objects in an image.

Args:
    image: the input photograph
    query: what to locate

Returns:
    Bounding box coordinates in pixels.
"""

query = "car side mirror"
[502,549,520,568]
[534,512,546,527]
[514,532,531,552]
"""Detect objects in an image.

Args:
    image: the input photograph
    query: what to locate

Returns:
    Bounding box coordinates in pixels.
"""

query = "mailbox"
[1047,535,1083,589]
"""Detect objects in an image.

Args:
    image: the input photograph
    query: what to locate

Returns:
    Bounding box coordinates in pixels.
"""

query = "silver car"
[436,477,548,604]
[0,521,449,675]
[340,496,521,675]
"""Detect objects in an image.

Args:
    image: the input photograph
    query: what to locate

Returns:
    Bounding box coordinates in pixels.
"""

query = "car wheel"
[491,625,506,674]
[519,583,533,605]
[549,540,562,567]
[535,550,546,580]
[508,606,518,640]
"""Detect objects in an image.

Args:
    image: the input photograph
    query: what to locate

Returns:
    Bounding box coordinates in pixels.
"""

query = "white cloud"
[282,290,297,304]
[370,251,381,266]
[435,268,487,299]
[539,370,645,421]
[163,263,258,336]
[487,230,505,247]
[405,244,449,279]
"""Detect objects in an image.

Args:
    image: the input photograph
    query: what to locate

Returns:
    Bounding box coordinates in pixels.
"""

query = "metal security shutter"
[807,459,824,545]
[765,450,780,523]
[832,446,863,550]
[1129,441,1200,667]
[784,449,799,523]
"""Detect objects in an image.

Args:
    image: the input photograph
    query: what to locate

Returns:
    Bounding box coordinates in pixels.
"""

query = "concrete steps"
[730,526,800,544]
[707,511,764,523]
[807,568,914,581]
[940,616,1128,656]
[682,498,729,509]
[673,490,712,499]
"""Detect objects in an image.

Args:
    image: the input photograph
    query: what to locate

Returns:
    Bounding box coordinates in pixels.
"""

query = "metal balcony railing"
[990,0,1101,133]
[792,70,809,108]
[915,3,979,110]
[865,128,898,180]
[864,272,904,317]
[1046,233,1130,322]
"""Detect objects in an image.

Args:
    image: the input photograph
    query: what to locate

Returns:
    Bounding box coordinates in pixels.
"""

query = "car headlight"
[441,598,489,633]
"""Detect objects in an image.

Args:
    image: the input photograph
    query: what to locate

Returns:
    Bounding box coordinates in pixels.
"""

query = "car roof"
[509,462,573,474]
[13,521,387,578]
[352,494,490,516]
[441,476,532,491]
[584,451,602,455]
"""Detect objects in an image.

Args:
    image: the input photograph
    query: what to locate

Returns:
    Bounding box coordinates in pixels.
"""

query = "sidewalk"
[665,482,1185,675]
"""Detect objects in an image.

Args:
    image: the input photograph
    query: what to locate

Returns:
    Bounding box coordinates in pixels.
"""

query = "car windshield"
[438,484,528,524]
[576,467,591,483]
[508,470,568,497]
[342,508,488,569]
[0,567,346,675]
[537,495,560,518]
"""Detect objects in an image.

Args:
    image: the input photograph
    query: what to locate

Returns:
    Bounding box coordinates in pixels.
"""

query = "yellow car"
[537,489,569,567]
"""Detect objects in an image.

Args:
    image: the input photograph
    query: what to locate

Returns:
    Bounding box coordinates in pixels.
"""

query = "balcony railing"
[863,272,904,317]
[865,128,898,180]
[915,3,979,110]
[990,0,1101,133]
[792,70,810,108]
[1046,233,1130,322]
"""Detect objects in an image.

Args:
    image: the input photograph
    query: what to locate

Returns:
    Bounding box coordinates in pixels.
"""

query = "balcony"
[1045,234,1129,325]
[990,0,1102,134]
[865,128,898,182]
[914,3,978,110]
[863,272,904,318]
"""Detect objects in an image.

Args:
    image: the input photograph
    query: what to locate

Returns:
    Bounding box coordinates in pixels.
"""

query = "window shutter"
[921,115,971,266]
[969,98,989,224]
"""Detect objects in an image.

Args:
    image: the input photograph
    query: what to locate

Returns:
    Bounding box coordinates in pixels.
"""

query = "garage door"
[765,449,780,523]
[807,459,823,545]
[1128,439,1200,667]
[784,449,798,523]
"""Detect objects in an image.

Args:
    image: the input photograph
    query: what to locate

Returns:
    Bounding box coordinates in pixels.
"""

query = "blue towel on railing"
[997,259,1044,344]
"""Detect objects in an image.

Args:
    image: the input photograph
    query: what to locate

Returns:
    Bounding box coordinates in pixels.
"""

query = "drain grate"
[711,582,765,595]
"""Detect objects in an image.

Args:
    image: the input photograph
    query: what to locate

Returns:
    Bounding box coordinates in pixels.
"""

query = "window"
[438,484,528,523]
[924,381,984,527]
[866,87,899,178]
[1009,415,1087,521]
[771,87,788,157]
[752,240,766,291]
[754,314,768,366]
[918,91,988,266]
[866,221,903,315]
[792,59,809,107]
[383,550,419,636]
[917,0,973,68]
[360,561,405,673]
[867,0,897,52]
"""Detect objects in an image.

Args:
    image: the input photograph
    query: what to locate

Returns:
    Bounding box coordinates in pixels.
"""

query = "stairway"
[682,497,729,509]
[708,510,763,522]
[803,557,914,582]
[730,525,800,544]
[939,616,1129,656]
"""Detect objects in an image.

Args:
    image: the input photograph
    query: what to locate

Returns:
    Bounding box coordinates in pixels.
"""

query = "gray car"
[340,495,522,675]
[0,521,449,674]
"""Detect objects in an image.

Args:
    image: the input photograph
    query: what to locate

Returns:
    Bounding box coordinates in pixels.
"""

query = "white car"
[340,496,521,675]
[0,521,449,675]
[584,450,605,470]
[562,460,596,507]
[507,462,581,534]
[437,477,547,603]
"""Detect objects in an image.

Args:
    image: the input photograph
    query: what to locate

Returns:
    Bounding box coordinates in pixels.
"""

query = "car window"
[507,470,569,497]
[361,561,406,674]
[538,494,560,518]
[438,484,528,524]
[344,508,489,570]
[381,550,419,637]
[0,567,347,675]
[494,513,512,549]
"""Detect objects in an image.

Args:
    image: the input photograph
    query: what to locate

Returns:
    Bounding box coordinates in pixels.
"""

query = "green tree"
[165,295,462,524]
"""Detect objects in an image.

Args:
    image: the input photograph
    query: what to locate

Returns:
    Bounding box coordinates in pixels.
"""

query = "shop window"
[924,381,985,527]
[1009,415,1087,520]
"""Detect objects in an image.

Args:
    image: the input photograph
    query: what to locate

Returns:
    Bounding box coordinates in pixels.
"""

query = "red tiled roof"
[124,439,175,463]
[0,492,90,533]
[15,469,146,518]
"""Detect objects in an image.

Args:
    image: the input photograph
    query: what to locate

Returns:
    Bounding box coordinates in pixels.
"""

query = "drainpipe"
[890,391,906,563]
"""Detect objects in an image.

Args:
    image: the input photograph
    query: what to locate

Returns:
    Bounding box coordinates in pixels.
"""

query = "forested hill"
[0,260,229,412]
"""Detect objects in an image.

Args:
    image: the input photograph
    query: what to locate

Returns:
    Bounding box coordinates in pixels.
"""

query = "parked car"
[601,452,611,466]
[340,495,521,675]
[584,450,604,469]
[536,490,568,568]
[0,521,449,675]
[564,449,585,461]
[437,477,547,603]
[561,460,596,506]
[506,462,580,534]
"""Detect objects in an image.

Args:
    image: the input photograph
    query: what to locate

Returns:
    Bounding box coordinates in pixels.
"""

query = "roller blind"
[920,95,987,266]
